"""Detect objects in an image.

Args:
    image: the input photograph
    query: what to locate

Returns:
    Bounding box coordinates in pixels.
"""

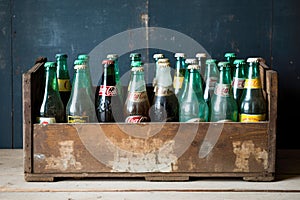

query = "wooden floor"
[0,149,300,200]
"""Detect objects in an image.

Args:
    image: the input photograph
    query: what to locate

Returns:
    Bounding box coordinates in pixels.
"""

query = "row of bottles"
[37,51,267,124]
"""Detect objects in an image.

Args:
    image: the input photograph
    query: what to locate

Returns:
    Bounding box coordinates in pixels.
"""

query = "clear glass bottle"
[173,53,186,98]
[66,60,97,123]
[150,59,179,122]
[239,58,267,122]
[203,59,219,106]
[38,61,65,124]
[210,61,238,122]
[153,53,164,88]
[78,54,94,102]
[179,64,208,122]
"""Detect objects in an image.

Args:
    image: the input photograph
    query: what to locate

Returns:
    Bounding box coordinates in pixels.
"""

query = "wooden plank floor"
[1,149,300,199]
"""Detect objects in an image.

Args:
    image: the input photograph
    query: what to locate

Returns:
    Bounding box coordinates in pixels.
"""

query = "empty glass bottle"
[232,59,246,104]
[150,59,179,122]
[203,59,219,106]
[55,53,71,110]
[179,64,208,122]
[173,53,186,97]
[66,60,97,123]
[210,61,238,122]
[78,54,94,102]
[38,61,65,124]
[239,58,267,122]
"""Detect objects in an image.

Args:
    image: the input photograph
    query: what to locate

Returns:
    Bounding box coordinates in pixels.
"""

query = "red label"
[214,83,230,97]
[99,85,118,96]
[125,116,148,123]
[127,91,148,102]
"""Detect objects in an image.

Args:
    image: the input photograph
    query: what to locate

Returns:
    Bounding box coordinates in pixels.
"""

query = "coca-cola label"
[232,77,245,89]
[125,115,148,123]
[37,117,56,125]
[207,77,218,89]
[214,83,230,97]
[99,85,118,96]
[127,91,148,102]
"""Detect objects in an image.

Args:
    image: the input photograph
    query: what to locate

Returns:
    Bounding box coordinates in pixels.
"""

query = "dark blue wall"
[0,0,299,148]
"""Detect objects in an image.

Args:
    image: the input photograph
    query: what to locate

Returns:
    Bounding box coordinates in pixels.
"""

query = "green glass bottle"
[173,53,186,97]
[127,53,142,92]
[232,59,246,104]
[210,61,238,122]
[224,52,236,78]
[66,60,97,123]
[239,58,267,122]
[203,59,219,106]
[38,61,65,124]
[107,53,123,104]
[179,64,208,122]
[150,59,179,122]
[55,54,71,110]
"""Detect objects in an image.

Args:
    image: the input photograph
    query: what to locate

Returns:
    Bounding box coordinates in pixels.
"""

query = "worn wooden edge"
[266,70,278,175]
[23,59,46,174]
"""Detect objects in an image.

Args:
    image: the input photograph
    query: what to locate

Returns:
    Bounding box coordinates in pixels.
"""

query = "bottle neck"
[45,67,59,93]
[184,69,204,98]
[102,65,116,86]
[129,70,147,92]
[56,59,69,78]
[218,67,232,84]
[73,67,90,89]
[244,62,262,89]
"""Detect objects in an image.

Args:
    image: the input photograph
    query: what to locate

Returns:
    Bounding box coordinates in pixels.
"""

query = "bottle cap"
[174,53,186,58]
[217,61,230,68]
[247,57,265,63]
[78,54,89,60]
[107,54,118,59]
[157,58,169,64]
[153,53,164,59]
[44,62,57,68]
[224,52,236,58]
[102,59,115,65]
[233,59,246,65]
[55,54,67,59]
[158,62,171,68]
[195,53,207,58]
[187,64,200,69]
[131,67,144,72]
[130,53,141,58]
[74,59,87,66]
[185,58,197,64]
[206,59,217,64]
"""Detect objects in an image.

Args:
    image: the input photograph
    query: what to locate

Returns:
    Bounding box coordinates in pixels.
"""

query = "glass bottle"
[38,61,65,124]
[210,61,238,122]
[179,64,209,122]
[107,53,123,103]
[55,53,71,110]
[150,59,179,122]
[66,60,97,123]
[173,53,186,98]
[239,58,267,122]
[195,53,207,79]
[127,53,142,92]
[186,57,205,93]
[232,59,246,104]
[78,54,94,101]
[95,59,123,122]
[152,53,164,88]
[203,59,219,106]
[124,66,151,123]
[224,52,237,79]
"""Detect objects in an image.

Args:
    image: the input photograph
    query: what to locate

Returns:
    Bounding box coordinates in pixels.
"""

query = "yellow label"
[239,113,266,122]
[68,116,89,123]
[244,78,262,89]
[58,79,71,92]
[173,76,184,89]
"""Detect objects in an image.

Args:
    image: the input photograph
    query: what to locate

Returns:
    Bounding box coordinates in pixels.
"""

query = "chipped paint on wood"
[45,140,82,171]
[109,140,178,173]
[233,140,268,172]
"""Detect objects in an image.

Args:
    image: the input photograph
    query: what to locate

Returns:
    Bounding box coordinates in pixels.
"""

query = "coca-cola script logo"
[125,115,148,123]
[214,83,230,97]
[232,78,245,89]
[99,85,118,96]
[128,91,147,102]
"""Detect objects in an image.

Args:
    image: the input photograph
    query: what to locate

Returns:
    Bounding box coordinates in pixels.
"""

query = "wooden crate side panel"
[33,123,269,174]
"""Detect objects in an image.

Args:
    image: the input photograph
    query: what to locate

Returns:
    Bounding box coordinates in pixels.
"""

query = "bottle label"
[68,116,89,123]
[155,87,174,96]
[232,77,245,89]
[186,118,205,122]
[207,77,218,89]
[37,117,56,124]
[127,91,148,102]
[99,85,118,96]
[58,79,71,92]
[214,83,230,97]
[173,76,184,89]
[239,113,266,122]
[125,115,148,123]
[244,78,262,89]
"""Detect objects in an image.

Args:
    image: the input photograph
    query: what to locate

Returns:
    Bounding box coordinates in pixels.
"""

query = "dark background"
[0,0,299,149]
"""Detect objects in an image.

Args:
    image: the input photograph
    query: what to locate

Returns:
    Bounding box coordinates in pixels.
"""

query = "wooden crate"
[22,57,278,182]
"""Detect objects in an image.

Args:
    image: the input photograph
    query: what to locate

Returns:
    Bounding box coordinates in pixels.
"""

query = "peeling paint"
[233,140,268,172]
[45,140,82,171]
